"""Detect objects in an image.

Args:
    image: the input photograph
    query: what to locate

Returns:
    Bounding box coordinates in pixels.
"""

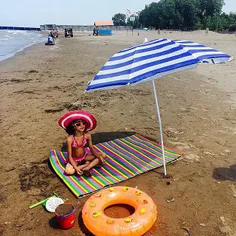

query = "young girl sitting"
[58,110,106,177]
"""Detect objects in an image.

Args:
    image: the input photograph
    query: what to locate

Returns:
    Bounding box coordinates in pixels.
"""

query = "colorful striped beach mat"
[49,134,183,198]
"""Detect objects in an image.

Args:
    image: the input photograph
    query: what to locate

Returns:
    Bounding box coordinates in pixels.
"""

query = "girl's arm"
[67,137,79,170]
[87,134,104,162]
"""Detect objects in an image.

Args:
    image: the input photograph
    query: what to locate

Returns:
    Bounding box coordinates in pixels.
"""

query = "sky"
[0,0,235,27]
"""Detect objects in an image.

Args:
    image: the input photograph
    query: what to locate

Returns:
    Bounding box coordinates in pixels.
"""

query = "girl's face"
[73,119,86,132]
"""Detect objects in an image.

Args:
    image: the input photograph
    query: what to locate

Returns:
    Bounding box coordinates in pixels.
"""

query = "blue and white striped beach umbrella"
[85,38,233,175]
[86,38,232,92]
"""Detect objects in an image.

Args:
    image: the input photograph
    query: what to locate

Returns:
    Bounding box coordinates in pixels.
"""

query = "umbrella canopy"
[85,38,233,175]
[86,38,232,92]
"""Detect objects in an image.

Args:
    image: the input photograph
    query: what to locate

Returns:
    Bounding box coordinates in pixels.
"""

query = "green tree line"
[112,0,236,32]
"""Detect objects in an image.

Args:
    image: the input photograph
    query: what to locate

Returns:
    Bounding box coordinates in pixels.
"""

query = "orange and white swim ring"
[82,186,157,236]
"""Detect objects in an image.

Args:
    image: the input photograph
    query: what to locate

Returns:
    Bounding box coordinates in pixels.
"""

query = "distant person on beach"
[52,28,58,38]
[58,110,106,177]
[49,30,54,38]
[93,28,99,36]
[49,29,58,38]
[46,33,55,45]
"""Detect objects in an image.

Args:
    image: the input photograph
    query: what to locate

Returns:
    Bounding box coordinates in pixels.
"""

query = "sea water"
[0,30,45,62]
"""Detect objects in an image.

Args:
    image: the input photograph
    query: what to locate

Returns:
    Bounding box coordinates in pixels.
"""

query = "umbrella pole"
[152,80,167,176]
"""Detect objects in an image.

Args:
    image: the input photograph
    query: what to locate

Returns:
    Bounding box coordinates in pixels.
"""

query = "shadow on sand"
[60,131,138,151]
[78,211,94,235]
[213,164,236,181]
[48,216,59,229]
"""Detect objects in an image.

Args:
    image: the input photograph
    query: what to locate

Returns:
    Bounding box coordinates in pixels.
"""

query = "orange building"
[94,21,113,35]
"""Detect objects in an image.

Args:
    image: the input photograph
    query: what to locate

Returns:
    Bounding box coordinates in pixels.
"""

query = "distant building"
[40,23,130,33]
[94,21,113,35]
[94,21,113,27]
[40,24,94,32]
[40,24,57,31]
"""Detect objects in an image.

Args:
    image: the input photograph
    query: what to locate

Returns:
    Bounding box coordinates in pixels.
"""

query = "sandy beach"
[0,30,236,236]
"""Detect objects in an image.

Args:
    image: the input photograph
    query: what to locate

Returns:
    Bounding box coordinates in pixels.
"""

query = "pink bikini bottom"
[69,150,90,163]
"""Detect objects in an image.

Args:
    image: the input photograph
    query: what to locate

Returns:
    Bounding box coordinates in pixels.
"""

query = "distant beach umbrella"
[85,38,233,175]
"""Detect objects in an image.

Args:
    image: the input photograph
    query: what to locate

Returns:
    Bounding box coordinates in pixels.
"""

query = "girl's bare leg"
[82,158,99,177]
[98,152,106,166]
[101,152,107,159]
[83,158,100,171]
[77,161,90,171]
[65,161,90,176]
[76,161,90,175]
[65,163,76,175]
[82,154,106,176]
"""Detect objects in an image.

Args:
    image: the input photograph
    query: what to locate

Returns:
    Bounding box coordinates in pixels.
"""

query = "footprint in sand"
[19,164,56,192]
[165,127,184,142]
[167,140,200,161]
[206,77,218,84]
[184,153,200,162]
[199,88,212,95]
[222,125,236,135]
[219,217,234,236]
[49,45,60,50]
[230,184,236,197]
[167,140,191,150]
[173,77,181,81]
[165,92,178,98]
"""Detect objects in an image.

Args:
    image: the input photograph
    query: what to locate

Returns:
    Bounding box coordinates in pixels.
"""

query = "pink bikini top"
[72,136,87,148]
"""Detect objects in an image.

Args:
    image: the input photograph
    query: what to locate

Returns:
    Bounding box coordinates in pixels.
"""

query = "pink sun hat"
[58,110,97,132]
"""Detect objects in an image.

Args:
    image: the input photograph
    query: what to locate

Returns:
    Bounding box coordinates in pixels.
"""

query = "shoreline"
[0,41,45,63]
[1,31,236,235]
[0,31,47,63]
[3,29,235,106]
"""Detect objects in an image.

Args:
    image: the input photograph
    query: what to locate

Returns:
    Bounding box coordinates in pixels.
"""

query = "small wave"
[0,51,10,56]
[0,31,45,62]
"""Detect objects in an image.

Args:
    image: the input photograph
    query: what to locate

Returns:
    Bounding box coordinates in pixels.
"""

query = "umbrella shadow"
[213,164,236,181]
[92,132,137,144]
[60,131,136,151]
[78,211,94,235]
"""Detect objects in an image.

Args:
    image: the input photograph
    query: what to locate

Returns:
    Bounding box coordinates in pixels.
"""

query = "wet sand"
[0,30,236,235]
